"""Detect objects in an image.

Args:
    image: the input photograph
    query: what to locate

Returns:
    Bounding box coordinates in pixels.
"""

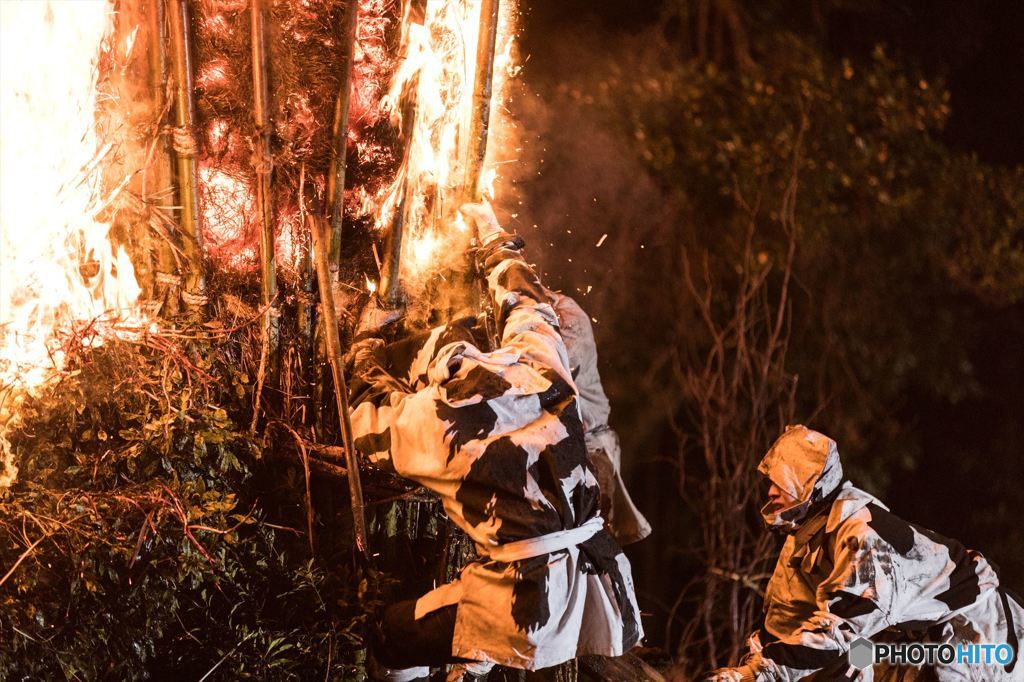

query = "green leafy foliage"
[1,332,370,680]
[518,25,1022,483]
[573,36,1021,465]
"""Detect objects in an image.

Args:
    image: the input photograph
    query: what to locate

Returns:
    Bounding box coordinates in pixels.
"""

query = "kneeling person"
[707,425,1024,681]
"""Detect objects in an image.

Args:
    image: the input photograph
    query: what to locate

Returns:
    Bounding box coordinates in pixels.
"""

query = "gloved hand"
[460,202,526,277]
[354,298,403,341]
[701,666,757,682]
[345,337,384,379]
[459,201,503,246]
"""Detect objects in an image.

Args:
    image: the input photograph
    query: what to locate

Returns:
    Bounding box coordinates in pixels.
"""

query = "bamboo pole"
[315,0,362,435]
[312,0,359,429]
[325,0,360,271]
[147,0,181,315]
[310,2,369,556]
[251,0,279,358]
[308,212,370,558]
[378,0,428,307]
[378,189,407,306]
[167,0,206,310]
[463,0,501,349]
[461,0,501,202]
[377,78,419,308]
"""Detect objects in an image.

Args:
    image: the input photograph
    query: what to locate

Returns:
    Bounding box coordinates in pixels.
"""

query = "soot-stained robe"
[748,483,1024,681]
[349,238,643,670]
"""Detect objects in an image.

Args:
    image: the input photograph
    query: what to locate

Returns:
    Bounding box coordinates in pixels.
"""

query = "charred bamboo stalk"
[325,0,360,271]
[462,0,501,202]
[378,0,428,307]
[251,0,279,360]
[378,75,420,308]
[377,176,409,309]
[308,212,370,558]
[463,0,501,349]
[147,0,181,315]
[167,0,206,310]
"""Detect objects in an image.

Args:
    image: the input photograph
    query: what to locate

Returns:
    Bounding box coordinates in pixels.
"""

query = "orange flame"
[361,0,518,291]
[1,0,146,486]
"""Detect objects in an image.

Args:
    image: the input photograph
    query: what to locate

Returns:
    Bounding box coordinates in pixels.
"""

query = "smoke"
[495,22,703,652]
[498,25,681,401]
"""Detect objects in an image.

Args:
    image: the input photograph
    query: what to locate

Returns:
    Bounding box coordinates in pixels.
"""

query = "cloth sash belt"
[485,515,605,563]
[413,515,606,621]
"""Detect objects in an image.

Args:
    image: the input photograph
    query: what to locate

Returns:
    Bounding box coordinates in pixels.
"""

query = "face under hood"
[758,425,844,532]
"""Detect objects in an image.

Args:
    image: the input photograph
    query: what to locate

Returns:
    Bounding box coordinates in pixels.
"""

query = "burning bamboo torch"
[250,0,279,367]
[377,76,420,309]
[378,0,429,309]
[166,0,206,311]
[462,0,501,204]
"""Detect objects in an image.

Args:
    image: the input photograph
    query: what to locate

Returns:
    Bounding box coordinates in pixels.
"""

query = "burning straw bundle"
[2,0,521,675]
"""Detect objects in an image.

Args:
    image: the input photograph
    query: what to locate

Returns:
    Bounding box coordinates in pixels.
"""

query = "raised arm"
[347,203,576,482]
[464,202,575,395]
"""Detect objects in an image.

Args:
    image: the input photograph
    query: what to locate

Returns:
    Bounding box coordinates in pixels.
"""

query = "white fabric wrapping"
[351,249,643,671]
[487,514,605,563]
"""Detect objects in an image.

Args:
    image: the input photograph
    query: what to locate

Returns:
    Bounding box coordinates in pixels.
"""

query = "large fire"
[0,0,519,487]
[362,0,518,291]
[1,0,148,484]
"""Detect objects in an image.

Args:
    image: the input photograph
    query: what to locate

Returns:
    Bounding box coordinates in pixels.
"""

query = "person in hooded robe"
[347,203,643,681]
[704,425,1024,682]
[547,292,651,546]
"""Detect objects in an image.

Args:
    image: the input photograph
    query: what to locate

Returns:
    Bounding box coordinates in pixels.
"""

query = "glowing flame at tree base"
[0,0,146,487]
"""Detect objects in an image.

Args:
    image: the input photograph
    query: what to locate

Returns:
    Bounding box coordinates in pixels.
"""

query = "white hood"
[758,425,844,532]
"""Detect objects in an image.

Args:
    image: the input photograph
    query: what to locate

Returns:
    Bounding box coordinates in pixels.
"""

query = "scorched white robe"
[747,483,1024,681]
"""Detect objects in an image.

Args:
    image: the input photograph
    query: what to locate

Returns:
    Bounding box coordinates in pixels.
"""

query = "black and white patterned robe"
[349,238,642,670]
[747,482,1024,681]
